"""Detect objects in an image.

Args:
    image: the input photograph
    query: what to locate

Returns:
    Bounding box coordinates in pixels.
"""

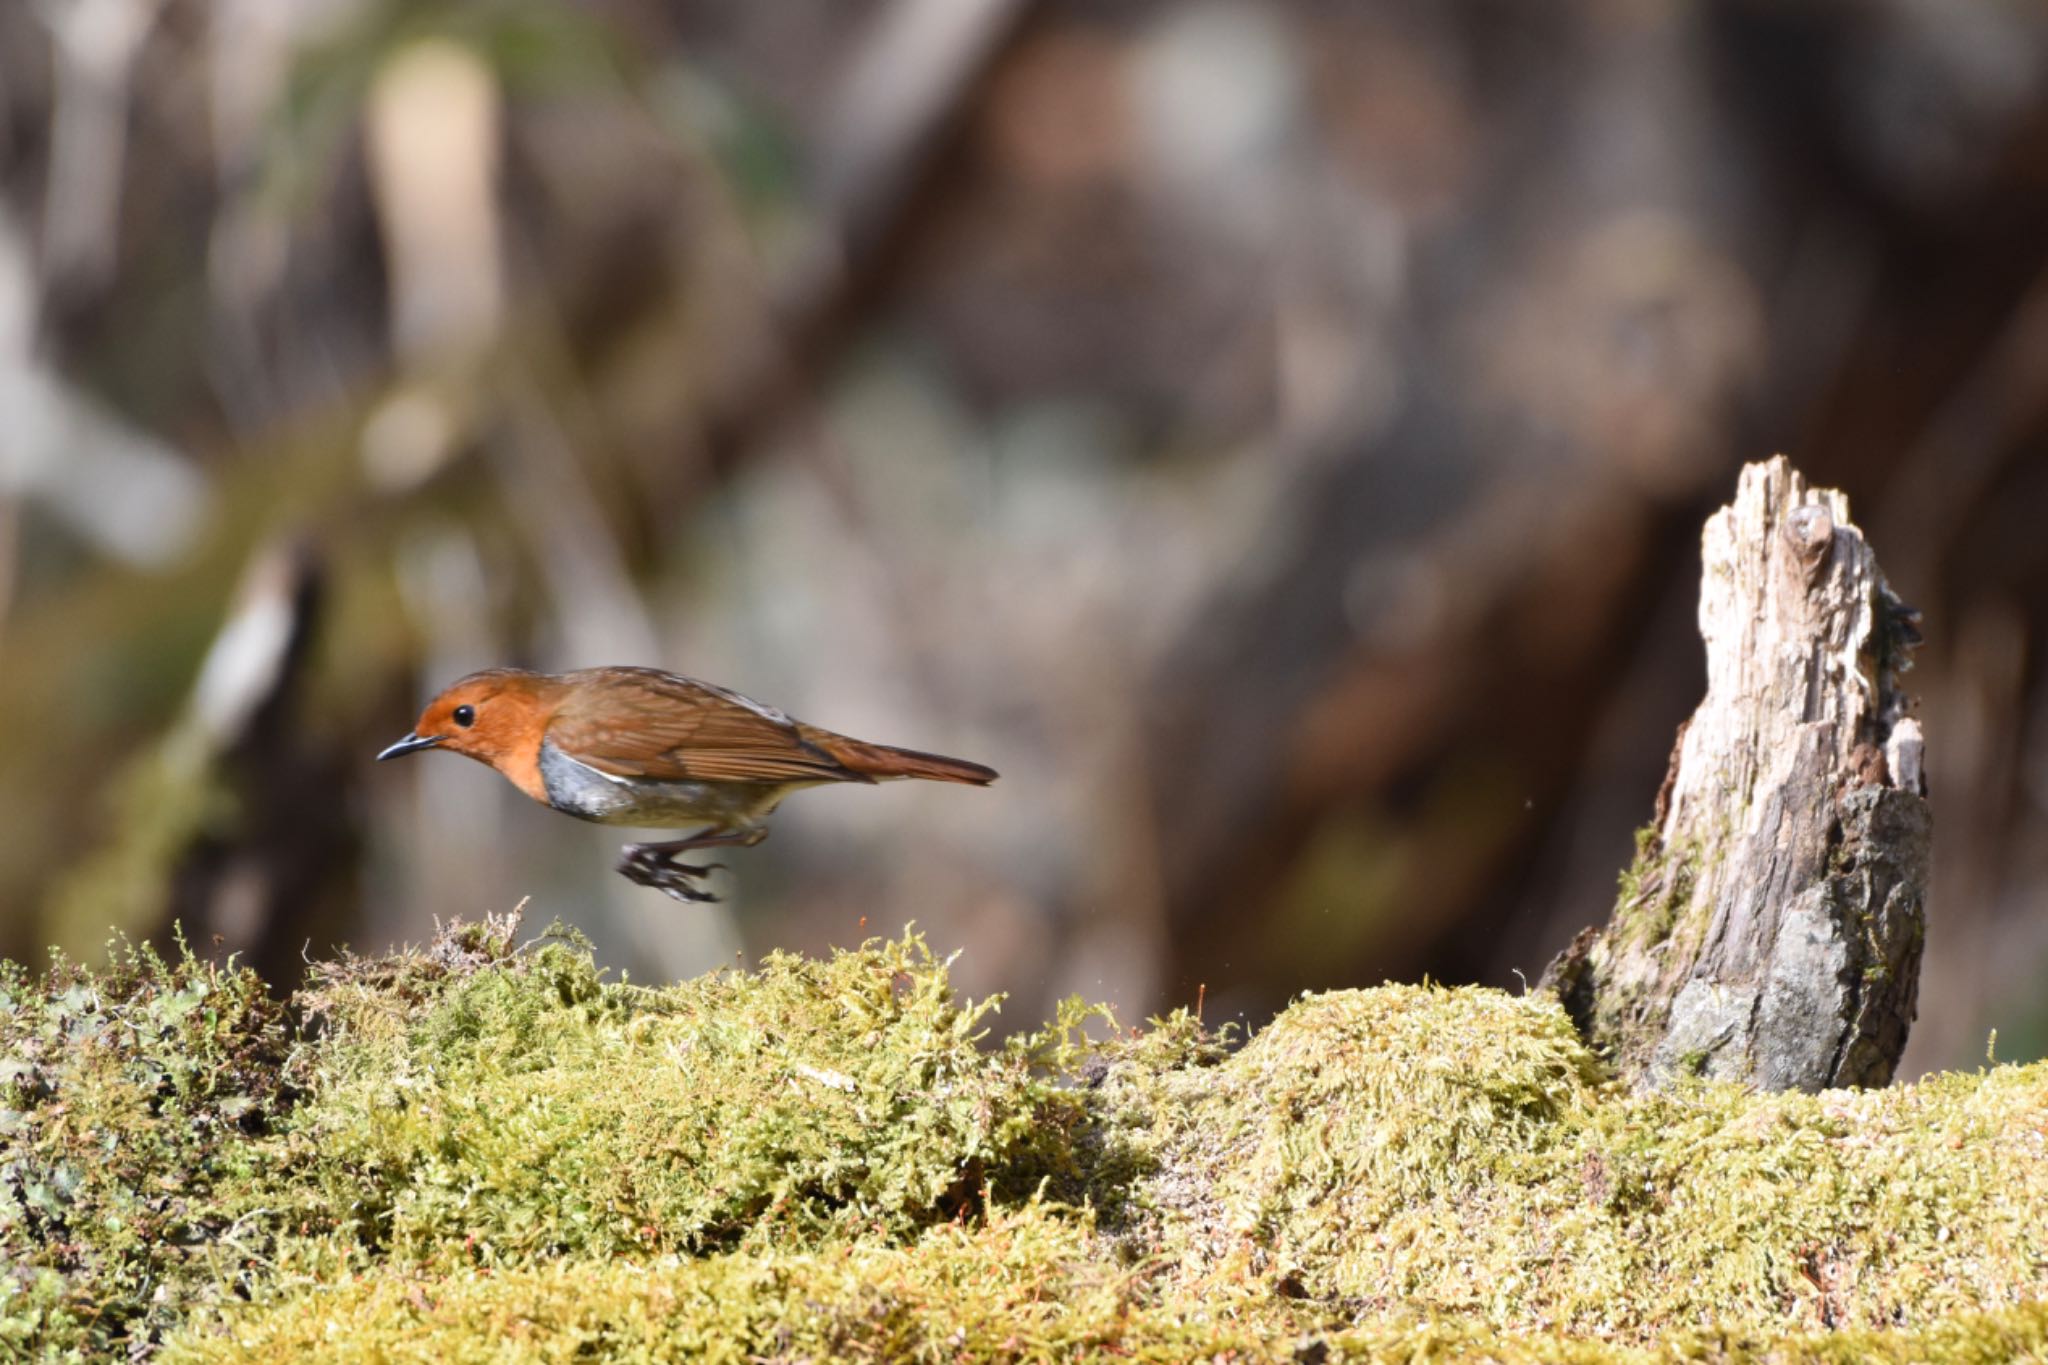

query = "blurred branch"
[813,0,1036,262]
[0,208,210,569]
[491,371,660,663]
[692,0,1038,478]
[35,0,166,295]
[1877,260,2048,592]
[365,36,506,367]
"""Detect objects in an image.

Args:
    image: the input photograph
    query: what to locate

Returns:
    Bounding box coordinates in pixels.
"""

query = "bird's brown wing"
[547,667,864,785]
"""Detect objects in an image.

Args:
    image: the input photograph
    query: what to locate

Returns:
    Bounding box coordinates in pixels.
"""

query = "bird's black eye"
[453,704,476,728]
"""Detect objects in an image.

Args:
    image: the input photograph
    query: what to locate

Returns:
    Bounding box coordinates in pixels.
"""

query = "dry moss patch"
[158,1212,2048,1365]
[1123,985,2048,1335]
[3,913,2045,1362]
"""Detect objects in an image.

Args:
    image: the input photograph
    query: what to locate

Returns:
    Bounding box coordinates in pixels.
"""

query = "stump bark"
[1543,457,1929,1091]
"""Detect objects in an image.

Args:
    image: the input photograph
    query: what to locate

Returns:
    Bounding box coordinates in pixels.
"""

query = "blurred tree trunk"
[46,538,357,990]
[1543,458,1929,1090]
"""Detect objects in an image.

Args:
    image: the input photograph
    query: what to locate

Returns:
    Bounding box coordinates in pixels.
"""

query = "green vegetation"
[3,913,2044,1362]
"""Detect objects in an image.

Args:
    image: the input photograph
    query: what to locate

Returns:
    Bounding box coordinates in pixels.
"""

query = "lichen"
[0,933,291,1359]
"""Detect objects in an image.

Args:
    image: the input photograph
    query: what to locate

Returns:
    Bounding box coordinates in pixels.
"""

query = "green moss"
[1613,822,1662,909]
[266,917,1087,1269]
[1610,826,1702,952]
[6,914,2048,1362]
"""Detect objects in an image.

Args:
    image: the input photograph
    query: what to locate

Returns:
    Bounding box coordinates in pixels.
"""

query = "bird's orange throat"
[485,740,550,805]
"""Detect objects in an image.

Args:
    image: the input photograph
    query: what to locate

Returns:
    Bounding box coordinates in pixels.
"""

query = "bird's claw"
[617,845,726,903]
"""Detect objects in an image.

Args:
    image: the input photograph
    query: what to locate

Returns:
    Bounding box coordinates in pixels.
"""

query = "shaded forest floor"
[3,911,2045,1363]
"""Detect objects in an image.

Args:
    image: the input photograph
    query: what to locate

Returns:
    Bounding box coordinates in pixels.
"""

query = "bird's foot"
[617,844,728,904]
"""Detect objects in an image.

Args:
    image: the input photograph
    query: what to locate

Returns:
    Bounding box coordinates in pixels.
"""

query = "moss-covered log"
[1545,457,1930,1091]
[5,912,2044,1362]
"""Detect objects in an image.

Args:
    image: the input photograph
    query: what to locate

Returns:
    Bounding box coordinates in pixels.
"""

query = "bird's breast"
[536,738,793,829]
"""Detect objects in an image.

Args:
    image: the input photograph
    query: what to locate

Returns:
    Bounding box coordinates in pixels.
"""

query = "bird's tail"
[803,727,998,785]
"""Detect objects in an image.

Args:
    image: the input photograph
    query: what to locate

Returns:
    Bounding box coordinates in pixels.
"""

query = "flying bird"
[378,666,997,901]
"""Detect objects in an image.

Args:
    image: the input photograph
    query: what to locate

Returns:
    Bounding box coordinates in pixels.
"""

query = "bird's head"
[377,668,561,770]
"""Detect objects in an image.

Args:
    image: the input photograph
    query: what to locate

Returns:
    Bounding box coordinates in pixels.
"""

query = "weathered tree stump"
[1543,457,1929,1091]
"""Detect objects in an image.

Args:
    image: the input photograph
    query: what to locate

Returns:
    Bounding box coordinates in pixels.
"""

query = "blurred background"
[3,0,2048,1077]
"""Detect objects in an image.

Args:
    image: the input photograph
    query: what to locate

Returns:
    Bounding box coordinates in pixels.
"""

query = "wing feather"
[547,668,862,785]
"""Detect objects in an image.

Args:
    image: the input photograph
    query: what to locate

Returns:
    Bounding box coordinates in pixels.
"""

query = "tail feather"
[803,727,998,785]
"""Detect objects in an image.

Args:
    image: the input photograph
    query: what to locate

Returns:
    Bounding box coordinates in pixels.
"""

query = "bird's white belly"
[537,740,790,829]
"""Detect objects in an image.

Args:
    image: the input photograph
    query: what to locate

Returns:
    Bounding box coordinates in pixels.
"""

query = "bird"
[377,666,996,902]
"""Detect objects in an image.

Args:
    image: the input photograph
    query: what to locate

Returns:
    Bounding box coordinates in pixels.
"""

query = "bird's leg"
[615,827,768,904]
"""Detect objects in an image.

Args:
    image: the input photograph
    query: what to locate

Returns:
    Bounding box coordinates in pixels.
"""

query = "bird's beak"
[376,731,442,761]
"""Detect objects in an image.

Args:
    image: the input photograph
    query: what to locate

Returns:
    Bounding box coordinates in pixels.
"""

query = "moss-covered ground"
[3,911,2045,1362]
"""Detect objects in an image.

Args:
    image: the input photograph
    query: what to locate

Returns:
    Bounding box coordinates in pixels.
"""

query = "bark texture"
[1544,457,1929,1091]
